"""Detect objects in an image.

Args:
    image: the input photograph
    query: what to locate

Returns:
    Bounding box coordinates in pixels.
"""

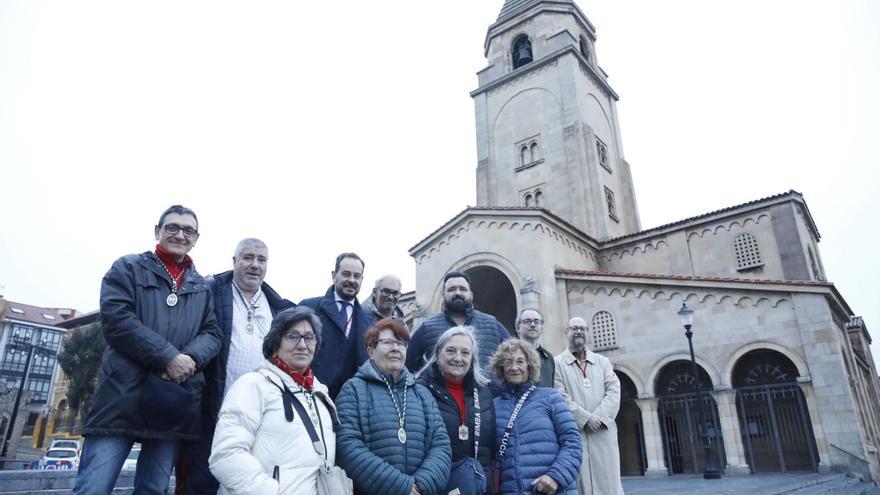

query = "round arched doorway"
[733,349,818,472]
[616,371,646,476]
[463,266,516,333]
[655,360,726,475]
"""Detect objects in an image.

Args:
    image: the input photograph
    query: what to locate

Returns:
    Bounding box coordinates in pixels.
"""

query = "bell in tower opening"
[512,34,533,69]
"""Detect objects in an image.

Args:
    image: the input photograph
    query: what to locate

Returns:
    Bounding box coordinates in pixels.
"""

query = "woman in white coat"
[210,306,338,495]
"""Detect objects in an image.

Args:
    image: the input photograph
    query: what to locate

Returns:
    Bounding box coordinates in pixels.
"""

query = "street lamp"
[677,303,723,479]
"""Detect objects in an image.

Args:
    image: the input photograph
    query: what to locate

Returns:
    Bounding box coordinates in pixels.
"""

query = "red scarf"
[154,244,193,285]
[272,355,315,391]
[444,377,467,423]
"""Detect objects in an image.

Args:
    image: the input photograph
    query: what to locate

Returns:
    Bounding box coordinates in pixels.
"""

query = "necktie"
[338,301,350,334]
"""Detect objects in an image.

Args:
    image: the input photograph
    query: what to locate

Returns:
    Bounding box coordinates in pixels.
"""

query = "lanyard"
[472,387,481,460]
[496,385,536,463]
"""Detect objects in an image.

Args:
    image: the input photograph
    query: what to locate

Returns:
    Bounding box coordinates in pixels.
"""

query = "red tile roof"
[1,299,79,327]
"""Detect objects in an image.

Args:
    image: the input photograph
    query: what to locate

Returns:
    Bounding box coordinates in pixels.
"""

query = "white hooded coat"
[209,361,338,495]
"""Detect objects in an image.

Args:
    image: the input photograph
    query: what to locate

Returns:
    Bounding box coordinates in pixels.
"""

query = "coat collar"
[355,358,415,387]
[560,348,598,366]
[442,304,474,325]
[260,361,337,418]
[138,251,204,290]
[211,270,286,307]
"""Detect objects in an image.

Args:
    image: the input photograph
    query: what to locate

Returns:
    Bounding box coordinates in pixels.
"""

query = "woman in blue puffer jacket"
[490,339,582,495]
[336,319,451,495]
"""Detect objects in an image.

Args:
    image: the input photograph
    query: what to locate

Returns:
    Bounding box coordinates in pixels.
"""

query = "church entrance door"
[463,266,516,333]
[733,350,818,472]
[655,361,726,475]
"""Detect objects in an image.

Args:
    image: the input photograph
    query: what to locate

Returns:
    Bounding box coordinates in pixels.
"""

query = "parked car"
[122,445,141,471]
[49,439,81,453]
[40,447,79,470]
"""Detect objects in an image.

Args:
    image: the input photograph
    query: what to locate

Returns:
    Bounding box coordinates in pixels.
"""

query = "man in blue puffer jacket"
[406,271,511,373]
[491,339,582,494]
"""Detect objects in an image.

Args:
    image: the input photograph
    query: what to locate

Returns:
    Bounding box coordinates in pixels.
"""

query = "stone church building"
[396,0,880,481]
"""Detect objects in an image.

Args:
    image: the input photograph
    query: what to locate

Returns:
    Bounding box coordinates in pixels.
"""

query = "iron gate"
[658,393,726,475]
[735,383,817,472]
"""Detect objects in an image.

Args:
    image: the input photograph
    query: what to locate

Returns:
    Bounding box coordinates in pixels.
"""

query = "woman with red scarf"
[209,307,341,495]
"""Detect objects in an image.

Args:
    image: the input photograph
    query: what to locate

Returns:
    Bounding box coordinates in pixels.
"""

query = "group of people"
[70,204,625,495]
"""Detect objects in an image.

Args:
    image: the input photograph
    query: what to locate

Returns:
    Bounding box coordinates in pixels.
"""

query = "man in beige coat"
[554,317,625,495]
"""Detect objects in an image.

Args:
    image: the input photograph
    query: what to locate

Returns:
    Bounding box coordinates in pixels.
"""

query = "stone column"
[798,377,832,472]
[713,387,751,474]
[635,395,668,476]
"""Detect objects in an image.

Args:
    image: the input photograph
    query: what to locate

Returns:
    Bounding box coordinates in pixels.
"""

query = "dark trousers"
[176,425,219,495]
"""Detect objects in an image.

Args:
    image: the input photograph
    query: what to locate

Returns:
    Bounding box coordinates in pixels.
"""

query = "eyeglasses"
[379,288,401,298]
[162,224,198,239]
[283,332,317,346]
[520,318,543,326]
[568,326,588,334]
[377,338,408,349]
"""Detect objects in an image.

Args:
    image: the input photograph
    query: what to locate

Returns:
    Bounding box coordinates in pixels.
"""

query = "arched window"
[524,193,533,207]
[604,187,617,220]
[520,145,529,166]
[591,310,617,349]
[534,190,543,207]
[579,35,591,62]
[512,34,533,69]
[733,233,763,270]
[529,142,539,162]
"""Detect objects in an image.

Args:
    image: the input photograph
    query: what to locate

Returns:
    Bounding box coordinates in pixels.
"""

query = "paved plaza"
[622,473,877,495]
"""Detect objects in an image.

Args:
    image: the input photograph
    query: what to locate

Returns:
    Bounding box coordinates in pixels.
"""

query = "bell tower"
[471,0,640,239]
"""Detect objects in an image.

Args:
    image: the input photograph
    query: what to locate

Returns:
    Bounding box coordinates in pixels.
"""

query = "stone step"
[781,473,877,495]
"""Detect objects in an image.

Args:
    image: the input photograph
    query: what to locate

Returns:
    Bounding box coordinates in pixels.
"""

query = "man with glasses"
[181,238,295,494]
[73,205,222,495]
[300,252,370,398]
[517,308,555,388]
[360,275,409,362]
[554,317,624,495]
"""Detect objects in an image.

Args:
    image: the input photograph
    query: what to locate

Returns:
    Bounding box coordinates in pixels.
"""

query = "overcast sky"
[1,1,878,361]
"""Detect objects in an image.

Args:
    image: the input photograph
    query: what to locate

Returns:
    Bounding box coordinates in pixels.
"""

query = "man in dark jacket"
[73,205,222,495]
[517,308,556,388]
[361,274,409,331]
[406,271,511,373]
[299,252,370,398]
[183,238,294,494]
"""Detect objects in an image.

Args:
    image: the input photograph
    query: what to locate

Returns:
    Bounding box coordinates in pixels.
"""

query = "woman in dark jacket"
[490,339,582,495]
[417,326,496,495]
[336,318,451,495]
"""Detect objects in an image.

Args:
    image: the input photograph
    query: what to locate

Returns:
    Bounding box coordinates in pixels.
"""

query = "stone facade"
[403,0,880,481]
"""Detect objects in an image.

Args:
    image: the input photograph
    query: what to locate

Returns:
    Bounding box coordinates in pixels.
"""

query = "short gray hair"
[418,326,489,387]
[373,274,401,289]
[262,307,322,360]
[234,238,268,258]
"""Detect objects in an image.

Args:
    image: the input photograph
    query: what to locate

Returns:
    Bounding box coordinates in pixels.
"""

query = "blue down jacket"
[336,360,451,495]
[494,381,582,495]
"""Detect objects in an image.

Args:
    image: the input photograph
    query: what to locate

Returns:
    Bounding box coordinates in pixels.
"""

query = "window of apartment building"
[733,233,763,270]
[591,311,618,349]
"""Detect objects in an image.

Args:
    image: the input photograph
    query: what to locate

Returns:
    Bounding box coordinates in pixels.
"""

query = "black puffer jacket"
[83,252,222,441]
[417,362,496,494]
